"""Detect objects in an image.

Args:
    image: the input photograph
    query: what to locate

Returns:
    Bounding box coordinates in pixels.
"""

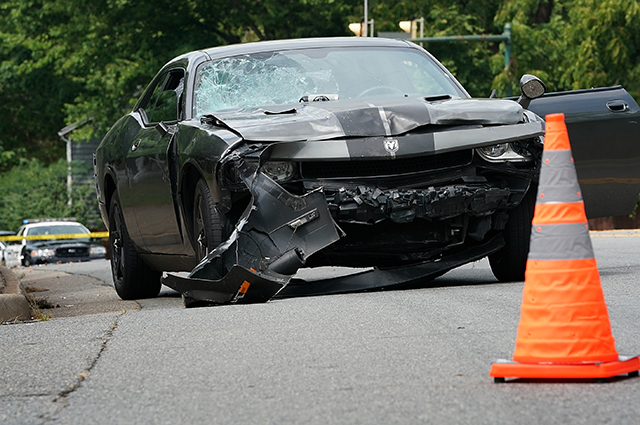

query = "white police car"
[15,219,106,266]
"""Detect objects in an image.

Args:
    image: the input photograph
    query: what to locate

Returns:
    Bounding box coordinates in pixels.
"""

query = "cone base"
[490,356,640,381]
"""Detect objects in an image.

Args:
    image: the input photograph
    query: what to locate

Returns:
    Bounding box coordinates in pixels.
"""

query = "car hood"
[206,97,524,142]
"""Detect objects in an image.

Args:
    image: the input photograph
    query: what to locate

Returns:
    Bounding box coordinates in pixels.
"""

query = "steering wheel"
[356,85,404,99]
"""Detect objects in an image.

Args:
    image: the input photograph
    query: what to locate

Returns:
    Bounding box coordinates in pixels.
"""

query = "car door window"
[141,69,185,124]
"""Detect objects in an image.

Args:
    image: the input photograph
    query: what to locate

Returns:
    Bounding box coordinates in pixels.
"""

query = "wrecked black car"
[94,37,640,306]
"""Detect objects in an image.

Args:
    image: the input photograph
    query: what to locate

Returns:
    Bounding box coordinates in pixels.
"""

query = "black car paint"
[525,86,640,218]
[94,38,640,306]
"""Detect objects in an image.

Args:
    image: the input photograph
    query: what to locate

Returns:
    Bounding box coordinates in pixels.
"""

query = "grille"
[300,150,473,179]
[56,247,89,258]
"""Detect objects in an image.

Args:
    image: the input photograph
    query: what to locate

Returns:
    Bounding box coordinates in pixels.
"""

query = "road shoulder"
[19,268,140,318]
[1,266,140,321]
[0,266,31,323]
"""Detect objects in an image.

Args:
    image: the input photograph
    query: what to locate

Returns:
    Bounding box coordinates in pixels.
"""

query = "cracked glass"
[194,47,465,116]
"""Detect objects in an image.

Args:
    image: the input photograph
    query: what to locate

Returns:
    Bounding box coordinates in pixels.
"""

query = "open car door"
[526,86,640,218]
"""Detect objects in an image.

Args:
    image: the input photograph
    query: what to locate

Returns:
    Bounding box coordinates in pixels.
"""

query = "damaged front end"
[163,99,545,306]
[163,158,341,307]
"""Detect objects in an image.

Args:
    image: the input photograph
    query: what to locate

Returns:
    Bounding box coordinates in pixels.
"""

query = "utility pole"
[363,0,368,37]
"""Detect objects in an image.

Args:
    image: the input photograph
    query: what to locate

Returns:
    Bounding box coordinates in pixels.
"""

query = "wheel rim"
[194,193,207,260]
[110,205,124,286]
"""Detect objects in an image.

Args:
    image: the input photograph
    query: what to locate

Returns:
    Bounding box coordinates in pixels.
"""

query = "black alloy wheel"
[108,192,161,299]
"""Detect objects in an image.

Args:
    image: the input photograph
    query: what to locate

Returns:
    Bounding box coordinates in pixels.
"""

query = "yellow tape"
[0,232,109,242]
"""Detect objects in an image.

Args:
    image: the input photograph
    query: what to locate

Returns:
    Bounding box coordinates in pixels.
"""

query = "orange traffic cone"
[490,113,640,382]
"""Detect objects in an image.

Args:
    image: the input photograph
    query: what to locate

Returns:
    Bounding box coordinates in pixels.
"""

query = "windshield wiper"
[424,94,452,102]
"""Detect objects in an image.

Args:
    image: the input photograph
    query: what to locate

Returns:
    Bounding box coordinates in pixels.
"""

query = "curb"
[0,266,31,323]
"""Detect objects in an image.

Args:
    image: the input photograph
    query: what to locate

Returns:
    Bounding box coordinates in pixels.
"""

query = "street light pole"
[363,0,368,37]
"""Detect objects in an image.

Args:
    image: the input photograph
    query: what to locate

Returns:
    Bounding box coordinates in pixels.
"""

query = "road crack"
[42,310,127,421]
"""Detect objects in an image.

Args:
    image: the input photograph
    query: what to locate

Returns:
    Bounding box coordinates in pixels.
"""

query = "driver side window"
[141,69,185,124]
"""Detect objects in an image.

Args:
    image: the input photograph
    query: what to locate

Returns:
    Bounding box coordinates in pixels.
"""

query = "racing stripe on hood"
[330,106,386,136]
[374,104,392,136]
[207,97,522,142]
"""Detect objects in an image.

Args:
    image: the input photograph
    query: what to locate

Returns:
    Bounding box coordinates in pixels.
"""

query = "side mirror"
[517,74,546,109]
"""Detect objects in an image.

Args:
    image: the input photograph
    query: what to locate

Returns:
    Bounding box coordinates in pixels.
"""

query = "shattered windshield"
[194,46,466,116]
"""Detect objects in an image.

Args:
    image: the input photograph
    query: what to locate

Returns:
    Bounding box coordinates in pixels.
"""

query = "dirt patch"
[20,269,140,318]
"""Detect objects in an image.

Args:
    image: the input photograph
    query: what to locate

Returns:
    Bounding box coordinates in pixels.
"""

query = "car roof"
[198,37,416,61]
[23,221,85,227]
[166,37,418,66]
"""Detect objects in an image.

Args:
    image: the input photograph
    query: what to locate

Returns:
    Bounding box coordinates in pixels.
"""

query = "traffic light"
[349,19,374,37]
[399,17,424,40]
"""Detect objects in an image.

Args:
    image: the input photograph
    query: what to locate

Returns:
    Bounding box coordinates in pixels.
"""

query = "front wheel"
[489,189,536,282]
[192,179,229,277]
[21,252,31,267]
[109,192,161,299]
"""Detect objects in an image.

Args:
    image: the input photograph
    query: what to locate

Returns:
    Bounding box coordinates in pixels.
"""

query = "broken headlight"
[261,161,296,183]
[221,160,247,189]
[222,159,297,189]
[476,141,535,163]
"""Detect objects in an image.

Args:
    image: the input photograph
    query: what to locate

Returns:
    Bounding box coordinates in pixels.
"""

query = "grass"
[25,294,56,321]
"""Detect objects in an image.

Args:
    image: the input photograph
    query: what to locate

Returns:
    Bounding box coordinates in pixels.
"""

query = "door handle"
[131,139,142,151]
[606,100,629,112]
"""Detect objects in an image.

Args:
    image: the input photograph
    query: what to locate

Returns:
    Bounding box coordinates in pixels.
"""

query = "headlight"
[90,246,107,256]
[31,248,56,258]
[476,141,535,163]
[479,143,509,158]
[261,161,296,182]
[221,160,246,189]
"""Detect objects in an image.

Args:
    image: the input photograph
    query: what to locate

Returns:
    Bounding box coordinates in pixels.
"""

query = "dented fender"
[162,159,341,306]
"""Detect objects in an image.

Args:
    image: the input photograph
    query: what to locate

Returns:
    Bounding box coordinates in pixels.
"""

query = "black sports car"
[94,37,640,306]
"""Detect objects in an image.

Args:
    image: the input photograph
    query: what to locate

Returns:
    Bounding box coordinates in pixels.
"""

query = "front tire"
[109,192,161,299]
[489,189,536,282]
[192,179,229,277]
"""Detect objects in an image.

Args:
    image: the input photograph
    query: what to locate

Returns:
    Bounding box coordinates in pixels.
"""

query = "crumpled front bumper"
[163,160,341,306]
[162,158,510,307]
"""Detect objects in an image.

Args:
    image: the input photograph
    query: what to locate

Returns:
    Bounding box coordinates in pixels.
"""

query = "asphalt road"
[1,231,640,424]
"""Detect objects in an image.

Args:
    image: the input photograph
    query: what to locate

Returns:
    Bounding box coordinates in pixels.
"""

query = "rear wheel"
[109,192,161,299]
[489,189,536,282]
[192,179,227,267]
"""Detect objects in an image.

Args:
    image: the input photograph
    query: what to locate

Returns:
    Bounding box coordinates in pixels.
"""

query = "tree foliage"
[0,0,358,167]
[1,0,639,227]
[2,0,639,162]
[494,0,640,97]
[0,158,99,231]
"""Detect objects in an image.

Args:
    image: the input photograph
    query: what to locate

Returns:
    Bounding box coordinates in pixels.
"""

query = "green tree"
[2,0,640,175]
[563,0,640,98]
[493,0,640,100]
[0,0,358,167]
[0,158,99,231]
[367,1,504,96]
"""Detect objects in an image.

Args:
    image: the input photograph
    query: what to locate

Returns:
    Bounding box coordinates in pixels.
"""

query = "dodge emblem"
[384,138,399,155]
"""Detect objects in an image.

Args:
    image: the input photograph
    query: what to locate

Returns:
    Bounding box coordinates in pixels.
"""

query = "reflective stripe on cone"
[490,113,639,381]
